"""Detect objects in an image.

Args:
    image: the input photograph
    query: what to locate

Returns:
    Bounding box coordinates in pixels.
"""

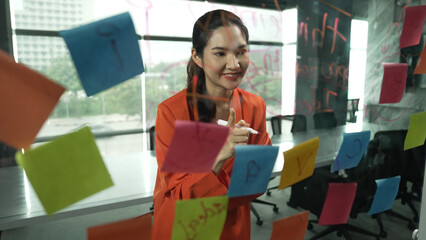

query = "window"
[11,0,288,154]
[348,19,368,120]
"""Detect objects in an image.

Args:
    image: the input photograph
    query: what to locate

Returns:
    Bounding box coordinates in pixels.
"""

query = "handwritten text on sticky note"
[172,196,228,240]
[227,145,278,198]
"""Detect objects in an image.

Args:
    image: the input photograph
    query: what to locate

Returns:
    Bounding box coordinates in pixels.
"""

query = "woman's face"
[195,24,249,95]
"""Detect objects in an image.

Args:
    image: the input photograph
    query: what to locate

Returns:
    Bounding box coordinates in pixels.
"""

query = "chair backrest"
[373,130,408,179]
[313,111,338,129]
[270,115,307,135]
[346,139,382,217]
[0,143,17,167]
[347,98,360,123]
[270,116,283,135]
[291,115,307,133]
[149,126,155,151]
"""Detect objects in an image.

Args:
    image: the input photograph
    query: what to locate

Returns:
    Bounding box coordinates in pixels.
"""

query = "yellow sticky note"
[15,126,114,215]
[279,137,319,189]
[404,111,426,150]
[172,196,228,240]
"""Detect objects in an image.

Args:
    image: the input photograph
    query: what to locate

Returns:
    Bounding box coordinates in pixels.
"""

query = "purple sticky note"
[161,120,229,173]
[400,5,426,48]
[318,183,357,225]
[379,63,407,104]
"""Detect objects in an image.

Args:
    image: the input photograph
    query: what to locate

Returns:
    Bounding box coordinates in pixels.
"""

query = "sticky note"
[318,183,357,225]
[15,126,113,215]
[227,145,278,198]
[162,120,229,173]
[331,131,371,172]
[369,176,401,215]
[414,47,426,74]
[60,12,144,96]
[88,213,152,240]
[399,5,426,48]
[172,195,228,240]
[379,63,407,104]
[270,211,309,240]
[0,50,65,149]
[278,137,319,189]
[404,111,426,150]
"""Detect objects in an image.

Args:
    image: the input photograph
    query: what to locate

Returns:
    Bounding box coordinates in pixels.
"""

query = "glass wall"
[10,0,289,154]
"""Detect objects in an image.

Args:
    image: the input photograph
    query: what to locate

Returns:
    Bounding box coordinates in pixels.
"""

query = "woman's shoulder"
[157,89,189,119]
[236,88,265,106]
[159,89,188,108]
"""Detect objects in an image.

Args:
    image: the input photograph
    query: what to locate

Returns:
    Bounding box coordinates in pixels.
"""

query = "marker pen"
[216,119,259,135]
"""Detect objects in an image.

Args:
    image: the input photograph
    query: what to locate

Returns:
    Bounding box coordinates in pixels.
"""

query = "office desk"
[270,122,398,175]
[0,122,398,232]
[0,151,157,231]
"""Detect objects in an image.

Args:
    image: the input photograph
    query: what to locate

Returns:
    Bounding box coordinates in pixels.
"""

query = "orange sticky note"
[379,63,407,104]
[270,211,309,240]
[278,137,319,189]
[414,47,426,74]
[0,50,65,149]
[400,5,426,48]
[88,213,153,240]
[318,183,357,225]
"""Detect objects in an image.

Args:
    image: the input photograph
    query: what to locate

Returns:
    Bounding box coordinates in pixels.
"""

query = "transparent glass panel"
[240,45,282,117]
[142,41,191,128]
[14,35,143,154]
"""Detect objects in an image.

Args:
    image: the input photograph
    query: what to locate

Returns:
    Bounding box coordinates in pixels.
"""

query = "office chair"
[304,140,383,240]
[0,143,17,168]
[250,115,308,225]
[270,114,307,135]
[346,98,360,123]
[148,126,156,213]
[266,115,307,196]
[149,126,155,151]
[373,130,419,229]
[313,111,338,129]
[403,143,425,222]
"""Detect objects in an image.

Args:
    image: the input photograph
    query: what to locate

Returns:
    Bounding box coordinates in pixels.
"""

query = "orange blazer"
[152,88,272,240]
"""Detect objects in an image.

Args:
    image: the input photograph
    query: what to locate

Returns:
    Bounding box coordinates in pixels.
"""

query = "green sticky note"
[172,195,228,240]
[404,111,426,150]
[15,126,113,215]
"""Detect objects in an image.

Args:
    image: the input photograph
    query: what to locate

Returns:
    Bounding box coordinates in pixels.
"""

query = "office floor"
[1,178,419,240]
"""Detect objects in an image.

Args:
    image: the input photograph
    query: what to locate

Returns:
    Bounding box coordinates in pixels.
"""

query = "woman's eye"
[237,50,248,55]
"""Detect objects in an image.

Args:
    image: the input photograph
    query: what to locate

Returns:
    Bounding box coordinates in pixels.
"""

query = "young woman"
[152,9,271,239]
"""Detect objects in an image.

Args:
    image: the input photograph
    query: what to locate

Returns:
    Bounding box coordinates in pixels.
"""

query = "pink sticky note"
[379,63,407,104]
[318,183,357,225]
[270,211,309,240]
[400,5,426,48]
[0,50,65,149]
[161,120,229,173]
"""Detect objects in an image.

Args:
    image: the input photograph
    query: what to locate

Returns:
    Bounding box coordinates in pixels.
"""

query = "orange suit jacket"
[152,88,272,239]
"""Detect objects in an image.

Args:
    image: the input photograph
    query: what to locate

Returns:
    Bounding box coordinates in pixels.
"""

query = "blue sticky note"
[369,176,401,215]
[60,12,144,96]
[228,145,278,198]
[331,131,371,172]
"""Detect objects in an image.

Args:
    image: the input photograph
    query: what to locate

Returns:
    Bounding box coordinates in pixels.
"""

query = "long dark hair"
[187,9,249,122]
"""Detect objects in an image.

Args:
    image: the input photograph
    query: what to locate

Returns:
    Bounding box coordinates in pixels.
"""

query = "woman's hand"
[212,108,250,175]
